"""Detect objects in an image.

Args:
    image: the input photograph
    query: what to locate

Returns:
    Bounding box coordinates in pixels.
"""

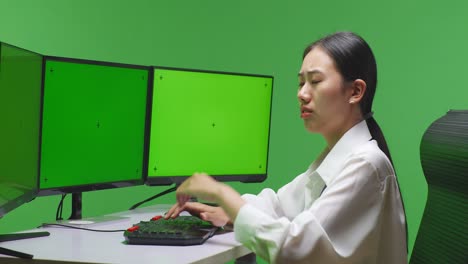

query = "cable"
[56,194,67,221]
[39,223,126,233]
[129,186,177,210]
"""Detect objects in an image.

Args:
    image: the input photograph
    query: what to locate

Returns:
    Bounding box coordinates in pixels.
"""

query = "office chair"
[410,110,468,264]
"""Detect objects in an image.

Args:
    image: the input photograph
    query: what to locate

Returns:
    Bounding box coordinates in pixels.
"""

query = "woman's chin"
[304,122,319,133]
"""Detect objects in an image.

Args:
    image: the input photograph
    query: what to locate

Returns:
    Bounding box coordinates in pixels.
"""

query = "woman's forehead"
[300,47,337,75]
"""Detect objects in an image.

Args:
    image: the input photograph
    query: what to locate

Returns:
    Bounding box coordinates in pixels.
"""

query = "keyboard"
[124,215,219,246]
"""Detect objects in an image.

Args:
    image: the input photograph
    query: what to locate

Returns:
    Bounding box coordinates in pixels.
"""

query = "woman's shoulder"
[350,140,395,177]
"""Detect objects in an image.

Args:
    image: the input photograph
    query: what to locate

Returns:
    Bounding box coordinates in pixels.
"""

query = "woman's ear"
[349,79,366,104]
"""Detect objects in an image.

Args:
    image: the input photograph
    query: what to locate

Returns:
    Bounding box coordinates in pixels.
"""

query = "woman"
[166,32,407,263]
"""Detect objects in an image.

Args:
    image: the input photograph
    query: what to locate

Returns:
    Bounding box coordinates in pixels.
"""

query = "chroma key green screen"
[146,67,273,185]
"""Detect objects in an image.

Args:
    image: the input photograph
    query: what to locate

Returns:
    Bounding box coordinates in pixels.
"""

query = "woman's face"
[298,47,354,140]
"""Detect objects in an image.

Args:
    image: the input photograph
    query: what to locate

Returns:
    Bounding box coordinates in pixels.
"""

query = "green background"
[1,0,468,259]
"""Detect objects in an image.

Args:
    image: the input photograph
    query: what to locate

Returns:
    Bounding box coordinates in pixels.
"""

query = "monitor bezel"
[37,56,152,196]
[144,66,274,186]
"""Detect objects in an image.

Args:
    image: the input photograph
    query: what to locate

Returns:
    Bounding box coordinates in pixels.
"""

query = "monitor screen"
[0,42,43,217]
[146,67,273,185]
[38,57,150,195]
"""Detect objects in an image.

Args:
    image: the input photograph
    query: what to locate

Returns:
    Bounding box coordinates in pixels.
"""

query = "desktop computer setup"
[0,41,274,257]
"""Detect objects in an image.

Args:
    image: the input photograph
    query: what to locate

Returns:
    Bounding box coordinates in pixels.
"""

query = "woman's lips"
[300,106,313,118]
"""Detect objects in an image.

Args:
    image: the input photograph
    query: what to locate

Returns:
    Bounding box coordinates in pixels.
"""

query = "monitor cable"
[129,186,177,210]
[39,223,125,233]
[56,194,67,221]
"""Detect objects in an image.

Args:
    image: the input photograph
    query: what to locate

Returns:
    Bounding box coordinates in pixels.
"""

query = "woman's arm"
[234,157,392,263]
[166,170,310,226]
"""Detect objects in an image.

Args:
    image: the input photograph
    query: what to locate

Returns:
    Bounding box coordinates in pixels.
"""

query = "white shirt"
[234,120,407,263]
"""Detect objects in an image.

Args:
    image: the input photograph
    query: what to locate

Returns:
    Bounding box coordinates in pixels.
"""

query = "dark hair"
[303,31,393,165]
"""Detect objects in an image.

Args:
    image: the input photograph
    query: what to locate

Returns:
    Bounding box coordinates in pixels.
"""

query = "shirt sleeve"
[234,156,386,263]
[241,189,284,219]
[240,170,311,219]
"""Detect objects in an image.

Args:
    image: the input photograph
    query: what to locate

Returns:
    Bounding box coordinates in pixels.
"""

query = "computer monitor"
[0,42,42,218]
[38,57,151,217]
[0,42,49,259]
[146,67,273,186]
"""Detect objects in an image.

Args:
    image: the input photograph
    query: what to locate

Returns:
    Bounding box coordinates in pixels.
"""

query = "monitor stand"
[0,231,50,259]
[0,246,33,259]
[69,192,83,220]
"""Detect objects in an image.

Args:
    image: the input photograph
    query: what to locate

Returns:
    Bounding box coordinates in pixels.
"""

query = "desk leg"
[235,252,257,264]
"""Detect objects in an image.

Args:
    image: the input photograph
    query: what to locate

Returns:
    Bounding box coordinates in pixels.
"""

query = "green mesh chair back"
[410,110,468,264]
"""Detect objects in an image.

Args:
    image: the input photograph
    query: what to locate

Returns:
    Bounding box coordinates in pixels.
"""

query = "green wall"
[1,0,468,258]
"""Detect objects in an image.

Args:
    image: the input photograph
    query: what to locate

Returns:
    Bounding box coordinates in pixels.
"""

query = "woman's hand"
[165,202,231,227]
[176,173,223,205]
[171,172,246,224]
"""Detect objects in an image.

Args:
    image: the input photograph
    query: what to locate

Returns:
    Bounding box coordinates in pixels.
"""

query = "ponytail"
[366,117,394,166]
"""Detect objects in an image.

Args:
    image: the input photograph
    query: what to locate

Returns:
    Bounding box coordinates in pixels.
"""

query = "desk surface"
[0,204,251,264]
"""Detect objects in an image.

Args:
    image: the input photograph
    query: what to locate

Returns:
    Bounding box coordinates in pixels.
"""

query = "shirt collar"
[315,120,373,186]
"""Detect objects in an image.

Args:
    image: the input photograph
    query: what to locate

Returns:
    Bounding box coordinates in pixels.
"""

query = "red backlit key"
[151,215,163,221]
[127,225,140,232]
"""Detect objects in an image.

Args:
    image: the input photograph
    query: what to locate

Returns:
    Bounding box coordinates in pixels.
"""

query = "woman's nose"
[298,85,311,104]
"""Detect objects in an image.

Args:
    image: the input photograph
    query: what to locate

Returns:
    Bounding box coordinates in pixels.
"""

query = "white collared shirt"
[234,120,407,263]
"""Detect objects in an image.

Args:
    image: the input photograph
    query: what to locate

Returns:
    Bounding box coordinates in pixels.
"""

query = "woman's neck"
[324,116,363,149]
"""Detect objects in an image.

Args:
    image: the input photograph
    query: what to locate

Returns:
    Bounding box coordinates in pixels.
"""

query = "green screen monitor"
[146,67,273,185]
[0,42,50,259]
[38,57,150,196]
[0,42,42,218]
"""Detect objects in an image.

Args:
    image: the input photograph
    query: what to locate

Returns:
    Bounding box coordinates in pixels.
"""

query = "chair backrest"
[410,110,468,264]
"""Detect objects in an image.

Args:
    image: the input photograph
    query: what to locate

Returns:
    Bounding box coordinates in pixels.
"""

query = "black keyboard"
[124,215,218,246]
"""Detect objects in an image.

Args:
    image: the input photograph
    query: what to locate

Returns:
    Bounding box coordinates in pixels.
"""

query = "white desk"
[0,204,252,263]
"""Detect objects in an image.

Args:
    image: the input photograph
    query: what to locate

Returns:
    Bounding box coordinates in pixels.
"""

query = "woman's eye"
[311,80,320,84]
[298,82,305,87]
